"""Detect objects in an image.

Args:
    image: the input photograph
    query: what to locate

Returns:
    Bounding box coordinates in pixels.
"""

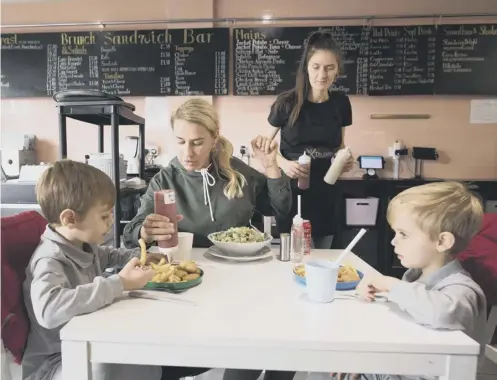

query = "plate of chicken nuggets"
[138,239,204,291]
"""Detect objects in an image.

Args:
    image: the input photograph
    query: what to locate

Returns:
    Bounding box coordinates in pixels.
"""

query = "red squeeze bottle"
[154,190,178,250]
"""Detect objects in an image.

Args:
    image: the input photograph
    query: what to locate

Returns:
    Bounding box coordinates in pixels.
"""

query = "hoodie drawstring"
[198,168,216,222]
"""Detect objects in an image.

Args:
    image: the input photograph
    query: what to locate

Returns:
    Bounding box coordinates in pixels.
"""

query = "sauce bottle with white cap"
[323,147,352,185]
[297,151,311,190]
[290,195,305,262]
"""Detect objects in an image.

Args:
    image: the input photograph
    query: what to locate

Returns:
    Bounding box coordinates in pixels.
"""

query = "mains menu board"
[0,28,230,98]
[233,26,370,96]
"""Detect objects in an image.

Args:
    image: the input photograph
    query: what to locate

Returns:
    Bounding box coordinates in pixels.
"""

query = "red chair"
[458,213,497,362]
[1,211,47,364]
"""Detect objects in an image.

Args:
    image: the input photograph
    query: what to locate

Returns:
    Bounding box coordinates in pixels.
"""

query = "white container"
[305,260,339,303]
[346,197,379,226]
[324,147,351,185]
[87,153,127,182]
[174,232,194,261]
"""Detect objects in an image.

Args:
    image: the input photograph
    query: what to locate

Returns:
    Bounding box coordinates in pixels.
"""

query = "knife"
[128,291,197,306]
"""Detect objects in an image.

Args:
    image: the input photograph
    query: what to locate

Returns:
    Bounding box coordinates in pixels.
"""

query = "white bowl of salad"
[207,227,273,256]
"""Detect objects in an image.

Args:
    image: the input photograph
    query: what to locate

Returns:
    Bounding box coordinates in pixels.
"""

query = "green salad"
[210,227,266,243]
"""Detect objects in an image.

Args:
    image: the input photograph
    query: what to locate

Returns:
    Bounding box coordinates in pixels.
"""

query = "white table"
[60,249,479,380]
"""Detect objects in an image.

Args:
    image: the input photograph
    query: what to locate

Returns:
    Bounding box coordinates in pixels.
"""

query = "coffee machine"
[122,136,140,176]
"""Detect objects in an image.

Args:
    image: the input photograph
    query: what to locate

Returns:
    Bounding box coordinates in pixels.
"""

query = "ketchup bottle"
[297,152,311,190]
[154,190,178,250]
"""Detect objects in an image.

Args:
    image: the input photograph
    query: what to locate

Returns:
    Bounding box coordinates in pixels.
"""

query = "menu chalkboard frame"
[2,23,497,98]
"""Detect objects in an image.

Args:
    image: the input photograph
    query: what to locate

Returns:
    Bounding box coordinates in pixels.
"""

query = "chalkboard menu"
[233,27,314,96]
[435,24,497,95]
[233,26,371,96]
[318,26,371,95]
[2,24,497,98]
[1,33,59,97]
[368,26,436,95]
[1,28,230,98]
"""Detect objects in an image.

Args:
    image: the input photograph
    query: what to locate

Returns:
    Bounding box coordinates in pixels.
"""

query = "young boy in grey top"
[22,160,204,380]
[334,182,487,380]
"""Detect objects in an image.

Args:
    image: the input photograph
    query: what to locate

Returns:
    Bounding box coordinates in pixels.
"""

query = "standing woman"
[266,31,353,248]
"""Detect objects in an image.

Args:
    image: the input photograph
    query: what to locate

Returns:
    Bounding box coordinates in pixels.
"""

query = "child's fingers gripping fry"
[138,238,147,266]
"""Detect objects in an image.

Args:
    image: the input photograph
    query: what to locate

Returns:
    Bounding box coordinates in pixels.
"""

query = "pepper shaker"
[279,233,291,261]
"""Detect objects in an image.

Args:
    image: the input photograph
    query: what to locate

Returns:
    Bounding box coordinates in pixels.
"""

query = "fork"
[249,219,266,240]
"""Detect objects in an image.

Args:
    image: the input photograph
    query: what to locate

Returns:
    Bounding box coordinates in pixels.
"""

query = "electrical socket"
[145,145,159,156]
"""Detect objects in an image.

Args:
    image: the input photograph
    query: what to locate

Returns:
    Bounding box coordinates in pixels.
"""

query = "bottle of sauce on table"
[323,147,352,185]
[154,189,178,251]
[290,195,305,262]
[297,151,311,190]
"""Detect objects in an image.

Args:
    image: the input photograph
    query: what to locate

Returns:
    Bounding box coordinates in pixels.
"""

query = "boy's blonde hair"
[387,181,483,254]
[36,160,116,224]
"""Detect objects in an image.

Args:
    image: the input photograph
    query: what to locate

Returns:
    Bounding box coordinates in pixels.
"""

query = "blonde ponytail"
[171,98,246,200]
[214,135,246,199]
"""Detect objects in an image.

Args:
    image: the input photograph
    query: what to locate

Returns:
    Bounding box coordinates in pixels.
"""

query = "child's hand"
[118,257,155,291]
[369,275,400,293]
[357,275,400,301]
[356,277,376,302]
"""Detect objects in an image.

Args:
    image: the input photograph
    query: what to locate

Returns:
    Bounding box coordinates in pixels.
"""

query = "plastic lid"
[298,151,311,165]
[293,214,304,225]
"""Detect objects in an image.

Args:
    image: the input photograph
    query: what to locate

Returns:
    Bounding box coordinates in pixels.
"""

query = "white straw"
[335,228,367,265]
[297,195,301,216]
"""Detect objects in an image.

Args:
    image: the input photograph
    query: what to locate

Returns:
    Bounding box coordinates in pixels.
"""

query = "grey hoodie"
[22,226,139,380]
[123,157,292,248]
[360,259,487,380]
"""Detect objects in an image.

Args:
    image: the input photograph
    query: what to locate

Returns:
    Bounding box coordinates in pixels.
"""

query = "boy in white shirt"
[335,181,487,380]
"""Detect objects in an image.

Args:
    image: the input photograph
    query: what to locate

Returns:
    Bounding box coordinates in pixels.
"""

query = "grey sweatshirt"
[123,157,292,248]
[361,259,487,380]
[22,226,139,380]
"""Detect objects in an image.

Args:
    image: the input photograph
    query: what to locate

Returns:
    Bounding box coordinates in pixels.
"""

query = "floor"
[7,357,497,379]
[189,360,497,380]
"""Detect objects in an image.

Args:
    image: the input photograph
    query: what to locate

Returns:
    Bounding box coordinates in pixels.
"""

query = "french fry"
[154,263,172,273]
[151,273,163,283]
[138,238,147,266]
[148,260,202,284]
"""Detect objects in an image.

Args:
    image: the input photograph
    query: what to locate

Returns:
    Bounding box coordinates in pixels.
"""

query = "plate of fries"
[138,239,204,291]
[293,263,363,291]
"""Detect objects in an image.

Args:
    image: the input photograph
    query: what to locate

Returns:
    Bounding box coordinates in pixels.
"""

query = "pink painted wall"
[1,0,497,179]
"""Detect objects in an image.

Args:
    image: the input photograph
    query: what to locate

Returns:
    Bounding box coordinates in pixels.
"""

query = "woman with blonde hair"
[123,97,291,250]
[123,99,293,379]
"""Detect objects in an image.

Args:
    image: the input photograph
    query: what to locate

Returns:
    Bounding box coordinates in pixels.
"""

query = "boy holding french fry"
[333,182,487,380]
[22,160,206,380]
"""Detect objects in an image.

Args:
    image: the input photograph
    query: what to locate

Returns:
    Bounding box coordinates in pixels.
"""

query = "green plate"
[144,268,204,291]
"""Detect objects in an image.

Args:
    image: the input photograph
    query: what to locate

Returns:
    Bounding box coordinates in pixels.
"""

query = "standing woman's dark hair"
[275,31,344,127]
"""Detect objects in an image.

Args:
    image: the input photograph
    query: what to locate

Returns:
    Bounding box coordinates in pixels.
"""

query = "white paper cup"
[173,232,194,261]
[305,260,339,303]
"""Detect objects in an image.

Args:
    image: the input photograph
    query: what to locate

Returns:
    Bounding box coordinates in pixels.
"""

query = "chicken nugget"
[183,273,200,281]
[174,269,188,279]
